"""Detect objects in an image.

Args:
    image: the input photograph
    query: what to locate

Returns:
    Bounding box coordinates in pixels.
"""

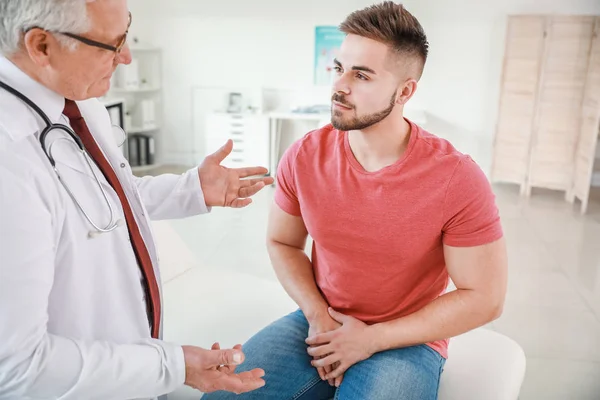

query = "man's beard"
[331,91,397,131]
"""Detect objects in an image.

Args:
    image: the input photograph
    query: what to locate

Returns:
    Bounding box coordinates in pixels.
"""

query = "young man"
[204,2,507,399]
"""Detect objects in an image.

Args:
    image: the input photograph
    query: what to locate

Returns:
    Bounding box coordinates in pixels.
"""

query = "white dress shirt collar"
[0,55,65,141]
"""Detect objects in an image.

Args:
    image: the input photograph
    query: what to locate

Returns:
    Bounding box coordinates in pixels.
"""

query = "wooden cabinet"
[491,15,600,212]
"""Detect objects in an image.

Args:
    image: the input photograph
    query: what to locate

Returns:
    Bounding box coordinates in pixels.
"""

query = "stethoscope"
[0,80,126,238]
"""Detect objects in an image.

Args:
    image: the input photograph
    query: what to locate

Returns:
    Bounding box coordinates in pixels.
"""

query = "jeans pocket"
[420,344,444,361]
[419,344,446,378]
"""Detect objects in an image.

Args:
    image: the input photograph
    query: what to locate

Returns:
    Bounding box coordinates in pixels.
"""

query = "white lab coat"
[0,56,209,399]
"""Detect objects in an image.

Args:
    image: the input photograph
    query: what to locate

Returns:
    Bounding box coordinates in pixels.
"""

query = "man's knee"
[233,310,311,369]
[337,345,444,400]
[203,310,319,399]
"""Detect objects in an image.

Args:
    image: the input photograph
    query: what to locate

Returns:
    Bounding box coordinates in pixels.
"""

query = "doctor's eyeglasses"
[26,12,132,57]
[60,12,132,56]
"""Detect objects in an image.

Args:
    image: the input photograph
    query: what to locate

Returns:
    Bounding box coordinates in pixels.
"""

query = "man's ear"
[23,29,54,67]
[396,79,418,106]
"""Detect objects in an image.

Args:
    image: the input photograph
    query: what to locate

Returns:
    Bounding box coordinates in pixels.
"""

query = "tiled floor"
[150,139,600,399]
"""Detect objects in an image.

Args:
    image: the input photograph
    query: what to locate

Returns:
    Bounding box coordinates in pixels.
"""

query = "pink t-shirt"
[274,120,503,358]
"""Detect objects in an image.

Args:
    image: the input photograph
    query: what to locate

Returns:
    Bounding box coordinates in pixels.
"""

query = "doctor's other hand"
[182,344,265,395]
[198,139,275,208]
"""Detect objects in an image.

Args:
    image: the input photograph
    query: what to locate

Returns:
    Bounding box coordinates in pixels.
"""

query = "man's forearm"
[267,241,328,322]
[370,289,503,353]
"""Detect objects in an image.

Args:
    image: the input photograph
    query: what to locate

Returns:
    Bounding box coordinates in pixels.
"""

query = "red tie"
[63,99,161,339]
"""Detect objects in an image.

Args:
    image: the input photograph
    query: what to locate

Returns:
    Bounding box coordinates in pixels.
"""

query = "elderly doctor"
[0,0,273,399]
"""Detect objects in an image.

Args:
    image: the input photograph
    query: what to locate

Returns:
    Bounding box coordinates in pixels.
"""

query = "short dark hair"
[339,2,429,77]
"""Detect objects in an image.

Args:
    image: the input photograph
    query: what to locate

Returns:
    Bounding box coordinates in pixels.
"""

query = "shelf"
[128,124,160,134]
[267,111,329,121]
[111,86,161,93]
[129,46,161,52]
[100,97,125,107]
[131,164,162,173]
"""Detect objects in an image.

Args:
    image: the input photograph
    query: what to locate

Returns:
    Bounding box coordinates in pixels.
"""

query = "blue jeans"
[202,309,445,400]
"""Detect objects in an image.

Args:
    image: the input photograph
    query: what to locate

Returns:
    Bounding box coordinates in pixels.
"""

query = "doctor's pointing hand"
[0,1,270,399]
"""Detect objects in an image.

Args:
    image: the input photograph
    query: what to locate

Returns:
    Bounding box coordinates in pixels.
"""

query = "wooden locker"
[491,16,546,194]
[526,16,596,195]
[572,17,600,213]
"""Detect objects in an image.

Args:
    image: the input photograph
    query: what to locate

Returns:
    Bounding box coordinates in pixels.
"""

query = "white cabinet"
[204,113,270,170]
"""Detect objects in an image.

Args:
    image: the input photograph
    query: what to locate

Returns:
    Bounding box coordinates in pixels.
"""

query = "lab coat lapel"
[78,99,162,283]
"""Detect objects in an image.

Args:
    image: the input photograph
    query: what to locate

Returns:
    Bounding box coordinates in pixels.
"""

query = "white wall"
[403,0,600,138]
[126,0,373,165]
[126,0,600,165]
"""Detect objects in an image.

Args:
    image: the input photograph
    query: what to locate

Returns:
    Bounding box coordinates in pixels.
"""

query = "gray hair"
[0,0,94,55]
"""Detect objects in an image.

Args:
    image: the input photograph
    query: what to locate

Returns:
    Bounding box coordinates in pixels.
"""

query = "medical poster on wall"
[314,26,346,86]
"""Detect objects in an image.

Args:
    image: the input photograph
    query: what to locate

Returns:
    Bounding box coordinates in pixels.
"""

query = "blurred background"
[100,1,600,399]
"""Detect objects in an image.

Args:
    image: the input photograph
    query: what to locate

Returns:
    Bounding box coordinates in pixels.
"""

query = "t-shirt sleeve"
[442,156,503,247]
[274,139,303,216]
